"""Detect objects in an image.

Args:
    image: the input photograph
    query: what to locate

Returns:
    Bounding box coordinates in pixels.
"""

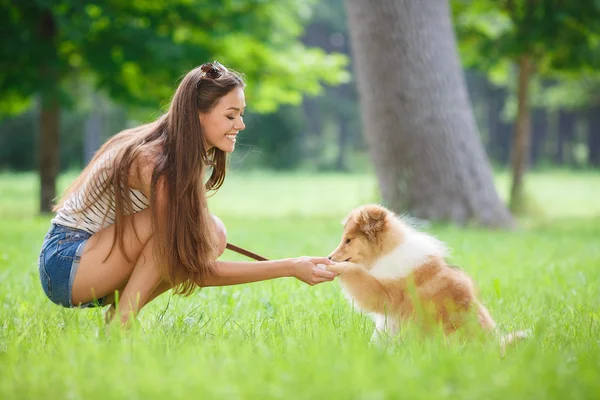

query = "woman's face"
[200,87,246,153]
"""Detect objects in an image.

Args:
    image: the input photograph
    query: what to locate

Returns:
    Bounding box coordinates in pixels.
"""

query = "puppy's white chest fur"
[368,229,447,280]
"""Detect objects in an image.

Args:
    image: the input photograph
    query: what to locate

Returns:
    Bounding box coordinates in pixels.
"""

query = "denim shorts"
[38,223,107,308]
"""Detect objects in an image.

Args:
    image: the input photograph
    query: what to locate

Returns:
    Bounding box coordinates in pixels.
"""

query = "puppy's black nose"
[327,256,332,260]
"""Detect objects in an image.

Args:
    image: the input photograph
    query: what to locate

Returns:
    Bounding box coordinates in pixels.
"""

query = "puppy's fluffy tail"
[498,329,532,356]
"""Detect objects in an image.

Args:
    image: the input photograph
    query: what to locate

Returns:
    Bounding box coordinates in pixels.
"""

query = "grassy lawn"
[0,169,599,399]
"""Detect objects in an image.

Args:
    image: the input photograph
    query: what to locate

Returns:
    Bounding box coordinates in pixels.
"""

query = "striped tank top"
[51,150,150,235]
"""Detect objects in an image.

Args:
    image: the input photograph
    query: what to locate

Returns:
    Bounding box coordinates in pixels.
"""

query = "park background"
[1,1,599,399]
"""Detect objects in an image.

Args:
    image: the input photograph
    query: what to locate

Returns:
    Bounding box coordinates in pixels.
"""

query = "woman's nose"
[235,118,246,131]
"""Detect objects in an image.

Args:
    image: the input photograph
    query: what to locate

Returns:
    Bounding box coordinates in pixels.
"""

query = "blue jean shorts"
[38,223,107,308]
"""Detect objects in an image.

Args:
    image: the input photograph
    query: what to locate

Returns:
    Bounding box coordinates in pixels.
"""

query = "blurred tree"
[453,0,600,211]
[486,84,513,165]
[0,0,349,213]
[0,90,127,173]
[234,106,306,170]
[344,0,514,227]
[0,108,37,171]
[530,108,548,167]
[301,0,361,171]
[540,74,600,168]
[589,104,600,167]
[229,0,360,172]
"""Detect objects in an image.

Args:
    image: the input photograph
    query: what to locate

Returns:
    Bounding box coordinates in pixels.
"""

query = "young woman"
[37,62,336,324]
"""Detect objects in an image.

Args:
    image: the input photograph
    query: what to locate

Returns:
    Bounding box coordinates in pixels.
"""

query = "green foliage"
[0,0,350,115]
[453,0,600,73]
[537,73,600,110]
[0,109,37,170]
[311,0,347,32]
[0,90,128,172]
[452,0,600,138]
[452,0,600,111]
[225,0,358,171]
[231,106,307,170]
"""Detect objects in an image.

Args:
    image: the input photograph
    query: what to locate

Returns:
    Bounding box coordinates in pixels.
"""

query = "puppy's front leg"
[326,262,391,314]
[324,261,360,275]
[370,314,400,346]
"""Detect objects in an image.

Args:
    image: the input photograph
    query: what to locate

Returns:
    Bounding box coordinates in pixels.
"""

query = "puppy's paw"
[320,263,341,274]
[324,261,357,274]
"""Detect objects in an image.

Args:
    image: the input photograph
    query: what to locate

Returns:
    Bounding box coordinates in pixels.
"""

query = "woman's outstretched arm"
[198,257,337,287]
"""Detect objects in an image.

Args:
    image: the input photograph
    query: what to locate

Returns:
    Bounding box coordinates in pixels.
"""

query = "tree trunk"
[509,54,533,213]
[588,105,600,168]
[39,93,60,213]
[38,10,60,214]
[344,0,514,227]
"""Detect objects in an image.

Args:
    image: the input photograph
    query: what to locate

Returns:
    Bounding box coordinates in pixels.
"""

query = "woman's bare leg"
[115,220,227,324]
[72,208,154,306]
[73,210,228,324]
[103,279,172,324]
[108,236,166,323]
[73,207,227,308]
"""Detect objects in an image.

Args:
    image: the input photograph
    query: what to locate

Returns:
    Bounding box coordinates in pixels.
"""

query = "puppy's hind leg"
[476,302,497,332]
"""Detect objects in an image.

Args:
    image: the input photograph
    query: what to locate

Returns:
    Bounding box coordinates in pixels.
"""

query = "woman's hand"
[289,256,338,286]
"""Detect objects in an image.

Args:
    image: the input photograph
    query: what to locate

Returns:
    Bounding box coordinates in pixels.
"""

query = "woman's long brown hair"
[53,63,245,295]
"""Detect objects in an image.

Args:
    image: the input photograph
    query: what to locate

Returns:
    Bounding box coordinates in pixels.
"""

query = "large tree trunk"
[509,54,533,213]
[588,105,600,168]
[344,0,514,227]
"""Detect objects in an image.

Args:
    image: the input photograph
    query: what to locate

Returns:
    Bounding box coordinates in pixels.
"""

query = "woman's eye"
[345,238,351,244]
[227,116,234,120]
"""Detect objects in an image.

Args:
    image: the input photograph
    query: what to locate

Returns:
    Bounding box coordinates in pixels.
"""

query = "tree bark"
[344,0,514,227]
[509,54,533,212]
[39,93,60,213]
[38,10,60,214]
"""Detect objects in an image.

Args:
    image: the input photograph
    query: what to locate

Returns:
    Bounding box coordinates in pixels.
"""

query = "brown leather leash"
[226,242,269,261]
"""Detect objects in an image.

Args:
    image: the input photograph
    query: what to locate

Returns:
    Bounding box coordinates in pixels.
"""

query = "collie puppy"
[326,204,528,351]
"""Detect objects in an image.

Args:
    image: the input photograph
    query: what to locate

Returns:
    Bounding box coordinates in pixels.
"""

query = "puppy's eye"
[345,238,351,244]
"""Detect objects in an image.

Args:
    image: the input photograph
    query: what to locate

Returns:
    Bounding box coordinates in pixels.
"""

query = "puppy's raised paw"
[323,261,358,274]
[316,263,342,275]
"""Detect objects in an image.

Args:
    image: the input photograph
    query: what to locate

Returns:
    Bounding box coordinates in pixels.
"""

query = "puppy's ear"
[341,213,351,226]
[357,205,388,239]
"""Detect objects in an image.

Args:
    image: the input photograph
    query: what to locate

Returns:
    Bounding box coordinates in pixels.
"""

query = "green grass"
[1,169,599,399]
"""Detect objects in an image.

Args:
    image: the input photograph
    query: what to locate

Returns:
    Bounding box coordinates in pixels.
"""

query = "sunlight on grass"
[2,168,599,220]
[1,169,599,399]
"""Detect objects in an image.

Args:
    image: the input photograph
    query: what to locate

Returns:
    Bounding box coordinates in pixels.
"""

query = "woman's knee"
[211,214,227,256]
